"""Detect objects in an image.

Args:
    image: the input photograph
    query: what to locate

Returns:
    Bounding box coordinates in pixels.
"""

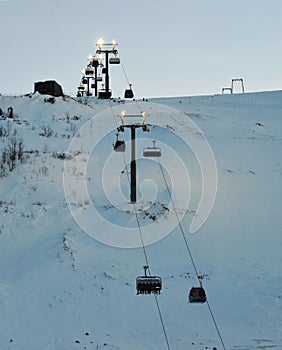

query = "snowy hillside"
[0,91,281,350]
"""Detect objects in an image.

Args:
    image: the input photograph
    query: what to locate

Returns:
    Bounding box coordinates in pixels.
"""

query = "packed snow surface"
[0,91,281,350]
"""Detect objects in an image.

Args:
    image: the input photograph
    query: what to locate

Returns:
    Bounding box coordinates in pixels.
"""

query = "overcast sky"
[0,0,282,97]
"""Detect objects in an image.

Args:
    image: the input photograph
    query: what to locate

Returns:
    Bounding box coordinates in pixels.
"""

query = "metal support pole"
[130,126,136,203]
[94,66,98,97]
[87,77,90,96]
[105,51,109,96]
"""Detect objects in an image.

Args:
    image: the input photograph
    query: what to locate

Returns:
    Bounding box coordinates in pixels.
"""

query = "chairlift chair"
[77,84,85,91]
[85,68,94,76]
[143,140,161,158]
[109,57,121,64]
[189,275,207,303]
[91,59,99,68]
[189,286,207,303]
[113,134,125,152]
[136,266,162,295]
[124,84,134,99]
[98,89,112,99]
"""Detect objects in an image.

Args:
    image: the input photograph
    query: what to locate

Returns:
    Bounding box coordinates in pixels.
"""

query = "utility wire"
[207,301,226,350]
[157,158,226,350]
[121,62,131,87]
[157,159,200,280]
[155,295,171,350]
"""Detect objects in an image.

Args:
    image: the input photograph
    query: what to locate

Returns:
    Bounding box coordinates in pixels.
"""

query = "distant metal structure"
[231,78,245,94]
[82,67,94,97]
[221,78,245,95]
[221,87,232,94]
[96,39,120,99]
[116,111,149,203]
[77,39,135,99]
[77,55,101,97]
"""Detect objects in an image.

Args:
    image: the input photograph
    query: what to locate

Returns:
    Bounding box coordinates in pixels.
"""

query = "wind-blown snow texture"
[0,91,281,350]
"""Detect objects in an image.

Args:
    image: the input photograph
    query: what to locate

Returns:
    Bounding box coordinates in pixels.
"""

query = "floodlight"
[97,38,104,49]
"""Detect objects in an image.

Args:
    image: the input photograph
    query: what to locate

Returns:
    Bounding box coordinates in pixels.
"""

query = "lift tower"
[96,39,120,99]
[115,112,149,203]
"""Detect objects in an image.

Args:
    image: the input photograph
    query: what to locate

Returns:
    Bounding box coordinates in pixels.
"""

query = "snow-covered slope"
[0,91,281,350]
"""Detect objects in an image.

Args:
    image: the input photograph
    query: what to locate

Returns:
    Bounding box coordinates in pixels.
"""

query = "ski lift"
[143,140,161,158]
[77,84,85,91]
[96,76,103,82]
[188,276,207,303]
[98,89,112,99]
[113,134,125,152]
[85,68,94,76]
[91,58,99,68]
[109,57,120,64]
[189,287,207,303]
[136,266,162,295]
[102,67,107,74]
[124,84,134,99]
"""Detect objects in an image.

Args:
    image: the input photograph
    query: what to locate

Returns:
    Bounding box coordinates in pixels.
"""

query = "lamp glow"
[97,38,104,49]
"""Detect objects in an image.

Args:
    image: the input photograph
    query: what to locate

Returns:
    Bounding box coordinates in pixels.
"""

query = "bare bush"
[39,125,54,137]
[0,136,26,176]
[0,123,11,137]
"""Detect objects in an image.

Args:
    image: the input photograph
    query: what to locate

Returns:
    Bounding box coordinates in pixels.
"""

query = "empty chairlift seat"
[189,286,207,303]
[109,57,120,64]
[143,140,161,158]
